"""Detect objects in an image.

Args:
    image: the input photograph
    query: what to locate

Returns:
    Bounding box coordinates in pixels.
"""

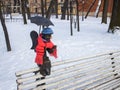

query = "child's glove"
[47,45,57,54]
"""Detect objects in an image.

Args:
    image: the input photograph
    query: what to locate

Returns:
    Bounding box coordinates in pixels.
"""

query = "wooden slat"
[18,59,120,89]
[16,68,39,77]
[17,55,114,84]
[65,65,120,90]
[114,85,120,90]
[16,52,119,77]
[35,70,114,90]
[81,67,120,89]
[93,77,120,90]
[18,62,114,90]
[15,51,120,90]
[34,63,120,90]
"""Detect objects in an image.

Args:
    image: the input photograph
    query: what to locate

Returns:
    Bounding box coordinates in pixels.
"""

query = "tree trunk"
[108,0,120,33]
[70,0,73,36]
[0,1,11,51]
[46,0,55,19]
[44,0,47,14]
[95,0,102,17]
[41,0,44,17]
[21,0,27,24]
[61,0,68,20]
[75,0,80,32]
[115,0,120,27]
[66,2,69,20]
[85,0,97,19]
[54,0,58,18]
[101,0,109,24]
[25,0,31,19]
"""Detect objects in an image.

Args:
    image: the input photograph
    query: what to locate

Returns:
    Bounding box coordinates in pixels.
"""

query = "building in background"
[3,0,113,17]
[77,0,113,16]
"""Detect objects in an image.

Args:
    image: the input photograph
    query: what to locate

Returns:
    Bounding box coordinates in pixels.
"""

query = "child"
[35,27,57,76]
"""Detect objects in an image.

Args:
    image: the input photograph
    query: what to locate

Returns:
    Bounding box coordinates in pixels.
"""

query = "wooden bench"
[15,51,120,90]
[5,13,23,22]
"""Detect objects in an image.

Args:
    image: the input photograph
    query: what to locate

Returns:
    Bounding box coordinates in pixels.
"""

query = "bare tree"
[0,1,11,51]
[41,0,44,17]
[101,0,109,24]
[25,0,31,19]
[95,0,102,18]
[54,0,58,18]
[108,0,120,33]
[85,0,97,19]
[61,0,69,20]
[70,0,73,36]
[75,0,80,32]
[21,0,27,24]
[46,0,55,19]
[44,0,47,14]
[45,0,58,19]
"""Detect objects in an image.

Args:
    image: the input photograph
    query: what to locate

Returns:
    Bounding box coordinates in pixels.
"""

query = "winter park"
[1,0,120,90]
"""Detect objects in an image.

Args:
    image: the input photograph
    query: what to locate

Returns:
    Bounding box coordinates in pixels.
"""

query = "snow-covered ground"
[0,16,120,90]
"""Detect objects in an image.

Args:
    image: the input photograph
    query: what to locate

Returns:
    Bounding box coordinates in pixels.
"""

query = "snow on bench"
[15,51,120,90]
[5,13,23,22]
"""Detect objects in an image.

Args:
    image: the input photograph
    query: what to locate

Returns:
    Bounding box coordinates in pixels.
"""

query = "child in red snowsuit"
[35,28,57,65]
[35,28,57,76]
